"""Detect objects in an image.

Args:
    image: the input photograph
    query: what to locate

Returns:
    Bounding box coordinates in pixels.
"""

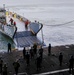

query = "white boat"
[0,8,15,52]
[0,7,45,52]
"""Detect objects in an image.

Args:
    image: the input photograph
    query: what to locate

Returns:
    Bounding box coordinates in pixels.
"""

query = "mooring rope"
[45,20,74,27]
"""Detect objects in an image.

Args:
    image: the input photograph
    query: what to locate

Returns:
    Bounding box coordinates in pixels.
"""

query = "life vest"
[14,21,16,25]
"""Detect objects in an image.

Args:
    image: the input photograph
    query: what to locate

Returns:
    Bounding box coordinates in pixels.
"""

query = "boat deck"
[14,31,44,47]
[0,11,45,51]
[9,14,45,47]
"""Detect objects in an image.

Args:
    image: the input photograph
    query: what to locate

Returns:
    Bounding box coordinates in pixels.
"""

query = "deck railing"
[0,23,15,38]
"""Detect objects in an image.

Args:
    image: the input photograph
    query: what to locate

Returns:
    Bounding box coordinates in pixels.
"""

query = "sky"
[0,0,74,7]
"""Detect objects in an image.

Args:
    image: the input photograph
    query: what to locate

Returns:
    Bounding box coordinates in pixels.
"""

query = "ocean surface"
[0,0,74,51]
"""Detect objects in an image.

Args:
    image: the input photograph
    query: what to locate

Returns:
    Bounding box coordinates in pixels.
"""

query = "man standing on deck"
[8,43,11,53]
[33,43,37,55]
[13,21,16,26]
[25,52,30,66]
[48,43,51,56]
[59,52,63,66]
[25,20,29,29]
[23,47,26,59]
[0,57,3,73]
[69,55,74,73]
[38,46,43,63]
[9,18,13,25]
[2,63,7,75]
[13,60,20,75]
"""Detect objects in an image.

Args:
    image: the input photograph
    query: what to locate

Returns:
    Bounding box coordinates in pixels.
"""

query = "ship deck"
[8,15,45,48]
[14,31,43,47]
[0,10,45,51]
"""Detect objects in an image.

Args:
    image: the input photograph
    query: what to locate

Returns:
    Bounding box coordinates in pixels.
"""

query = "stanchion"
[6,11,9,16]
[13,13,16,18]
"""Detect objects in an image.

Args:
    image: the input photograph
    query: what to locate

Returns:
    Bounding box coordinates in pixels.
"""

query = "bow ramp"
[14,22,45,47]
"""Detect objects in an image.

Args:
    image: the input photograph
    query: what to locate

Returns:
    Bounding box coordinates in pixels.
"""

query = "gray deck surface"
[0,44,74,75]
[14,31,44,47]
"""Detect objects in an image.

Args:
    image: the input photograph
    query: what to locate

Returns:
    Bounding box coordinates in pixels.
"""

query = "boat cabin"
[0,8,6,24]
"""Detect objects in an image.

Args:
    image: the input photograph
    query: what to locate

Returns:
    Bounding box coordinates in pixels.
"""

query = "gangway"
[14,22,45,47]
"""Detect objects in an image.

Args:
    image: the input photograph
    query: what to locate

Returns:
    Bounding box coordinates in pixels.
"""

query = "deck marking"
[14,72,27,75]
[33,68,74,75]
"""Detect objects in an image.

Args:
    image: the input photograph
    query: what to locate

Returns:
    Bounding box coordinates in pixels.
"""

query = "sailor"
[0,57,3,73]
[48,43,51,56]
[59,52,63,66]
[8,43,11,53]
[69,55,74,72]
[23,47,26,59]
[13,21,16,26]
[9,18,13,25]
[13,60,20,75]
[2,63,7,75]
[25,20,29,29]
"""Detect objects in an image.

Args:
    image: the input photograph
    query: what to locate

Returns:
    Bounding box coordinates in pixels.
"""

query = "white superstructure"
[0,8,6,24]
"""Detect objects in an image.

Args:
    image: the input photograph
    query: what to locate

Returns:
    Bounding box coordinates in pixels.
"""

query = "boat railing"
[0,23,15,38]
[5,11,45,47]
[6,11,43,37]
[29,22,43,36]
[4,25,15,38]
[11,12,43,36]
[12,26,17,39]
[0,23,4,31]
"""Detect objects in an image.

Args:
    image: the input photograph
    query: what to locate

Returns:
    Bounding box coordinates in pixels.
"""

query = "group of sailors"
[9,17,30,30]
[9,18,16,26]
[22,43,43,71]
[0,18,16,31]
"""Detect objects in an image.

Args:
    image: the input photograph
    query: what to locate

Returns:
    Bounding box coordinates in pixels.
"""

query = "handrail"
[12,26,17,39]
[6,11,43,36]
[29,22,43,36]
[35,23,43,35]
[0,28,14,41]
[4,25,15,38]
